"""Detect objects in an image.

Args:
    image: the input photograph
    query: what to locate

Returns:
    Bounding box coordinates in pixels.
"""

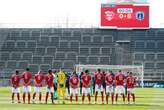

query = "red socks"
[28,93,31,104]
[23,93,30,104]
[106,93,114,104]
[23,93,26,103]
[101,92,104,103]
[115,93,118,102]
[17,93,20,103]
[70,95,73,103]
[111,93,114,104]
[122,94,125,102]
[88,94,91,103]
[95,92,98,103]
[95,92,104,104]
[128,93,130,102]
[69,95,78,103]
[127,93,135,103]
[82,94,85,103]
[82,94,91,104]
[76,95,78,103]
[106,95,109,104]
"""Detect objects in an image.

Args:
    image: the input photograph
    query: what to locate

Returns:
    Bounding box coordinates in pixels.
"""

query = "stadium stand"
[0,28,164,84]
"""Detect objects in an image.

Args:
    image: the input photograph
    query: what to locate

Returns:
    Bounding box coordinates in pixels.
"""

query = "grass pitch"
[0,87,164,110]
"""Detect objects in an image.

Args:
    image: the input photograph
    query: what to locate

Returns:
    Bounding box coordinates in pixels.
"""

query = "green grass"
[0,87,164,110]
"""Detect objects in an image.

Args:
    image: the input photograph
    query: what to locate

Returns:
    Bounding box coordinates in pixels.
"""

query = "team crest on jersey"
[136,11,144,20]
[104,11,115,21]
[97,74,101,79]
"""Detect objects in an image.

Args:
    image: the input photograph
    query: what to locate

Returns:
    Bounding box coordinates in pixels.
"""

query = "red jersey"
[105,73,114,86]
[34,73,44,87]
[126,76,136,88]
[70,75,79,88]
[11,74,21,87]
[94,72,103,85]
[115,72,125,86]
[81,73,91,88]
[22,71,32,86]
[45,74,54,87]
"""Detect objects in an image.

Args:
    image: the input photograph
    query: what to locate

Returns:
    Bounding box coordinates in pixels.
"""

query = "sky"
[0,0,163,28]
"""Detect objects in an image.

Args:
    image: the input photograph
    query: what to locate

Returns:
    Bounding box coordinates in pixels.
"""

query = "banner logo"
[136,11,144,20]
[104,11,115,21]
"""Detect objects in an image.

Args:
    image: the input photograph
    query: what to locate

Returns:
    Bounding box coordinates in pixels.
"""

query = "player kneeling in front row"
[94,69,104,104]
[32,71,44,104]
[11,70,21,103]
[115,70,126,104]
[69,71,79,104]
[22,68,32,104]
[126,72,136,104]
[105,71,114,104]
[81,70,92,104]
[45,70,54,104]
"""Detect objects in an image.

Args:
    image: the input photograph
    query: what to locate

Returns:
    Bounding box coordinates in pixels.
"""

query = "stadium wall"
[0,28,164,86]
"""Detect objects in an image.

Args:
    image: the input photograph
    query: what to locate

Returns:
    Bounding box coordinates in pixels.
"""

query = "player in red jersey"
[11,70,21,103]
[115,70,126,104]
[126,72,136,104]
[45,70,54,104]
[94,69,104,104]
[81,70,92,104]
[32,71,44,104]
[105,71,114,104]
[69,71,79,104]
[22,68,32,104]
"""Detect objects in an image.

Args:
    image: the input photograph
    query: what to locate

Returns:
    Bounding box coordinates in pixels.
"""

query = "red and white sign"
[101,4,149,28]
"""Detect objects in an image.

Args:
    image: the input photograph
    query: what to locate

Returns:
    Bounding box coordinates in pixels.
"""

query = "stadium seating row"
[0,28,164,81]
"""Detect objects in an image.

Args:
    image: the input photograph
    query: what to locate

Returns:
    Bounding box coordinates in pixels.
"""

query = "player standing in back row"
[105,71,114,104]
[115,70,126,104]
[126,72,136,104]
[69,71,79,104]
[94,69,104,104]
[45,70,54,104]
[32,71,44,104]
[11,70,21,103]
[22,68,32,104]
[81,70,92,104]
